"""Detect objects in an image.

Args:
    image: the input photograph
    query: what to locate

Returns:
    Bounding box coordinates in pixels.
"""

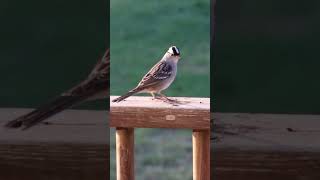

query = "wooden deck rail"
[110,96,210,180]
[212,113,320,180]
[0,108,109,180]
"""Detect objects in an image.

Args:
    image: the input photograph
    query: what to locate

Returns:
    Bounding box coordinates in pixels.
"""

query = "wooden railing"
[110,96,210,180]
[212,113,320,180]
[0,108,109,180]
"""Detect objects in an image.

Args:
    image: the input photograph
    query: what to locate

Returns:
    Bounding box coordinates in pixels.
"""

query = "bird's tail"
[112,88,140,103]
[5,95,85,130]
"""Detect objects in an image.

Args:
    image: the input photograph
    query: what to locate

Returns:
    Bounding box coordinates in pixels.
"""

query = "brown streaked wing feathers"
[136,61,172,90]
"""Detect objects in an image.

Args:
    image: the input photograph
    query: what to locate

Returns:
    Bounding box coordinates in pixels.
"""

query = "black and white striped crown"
[168,46,180,56]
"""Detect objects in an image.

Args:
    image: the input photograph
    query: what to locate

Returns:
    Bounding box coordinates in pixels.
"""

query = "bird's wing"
[136,61,172,90]
[64,49,110,98]
[88,49,110,80]
[5,49,110,129]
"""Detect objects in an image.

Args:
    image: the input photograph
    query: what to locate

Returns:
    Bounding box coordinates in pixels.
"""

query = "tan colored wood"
[193,129,210,180]
[110,96,210,129]
[116,128,134,180]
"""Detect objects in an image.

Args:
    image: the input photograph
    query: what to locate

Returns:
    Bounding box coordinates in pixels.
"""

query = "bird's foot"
[151,96,162,100]
[161,97,179,106]
[159,95,174,102]
[163,97,175,102]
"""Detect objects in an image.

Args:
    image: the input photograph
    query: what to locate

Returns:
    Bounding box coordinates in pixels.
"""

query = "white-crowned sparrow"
[112,46,181,103]
[5,49,110,129]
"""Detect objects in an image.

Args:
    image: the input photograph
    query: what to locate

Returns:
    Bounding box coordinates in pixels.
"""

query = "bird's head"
[164,46,181,61]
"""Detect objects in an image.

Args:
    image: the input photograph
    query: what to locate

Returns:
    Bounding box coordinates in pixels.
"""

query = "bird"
[5,49,110,130]
[112,46,181,103]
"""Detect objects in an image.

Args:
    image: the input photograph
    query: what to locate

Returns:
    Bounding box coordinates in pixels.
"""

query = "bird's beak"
[166,52,180,59]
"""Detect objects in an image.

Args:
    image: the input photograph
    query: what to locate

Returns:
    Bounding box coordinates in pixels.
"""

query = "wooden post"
[193,129,210,180]
[116,128,134,180]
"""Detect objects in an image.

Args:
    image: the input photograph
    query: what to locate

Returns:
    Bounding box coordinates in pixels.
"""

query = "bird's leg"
[150,92,156,100]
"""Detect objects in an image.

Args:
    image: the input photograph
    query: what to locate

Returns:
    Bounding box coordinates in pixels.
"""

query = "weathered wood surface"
[110,96,210,129]
[0,108,109,180]
[212,113,320,180]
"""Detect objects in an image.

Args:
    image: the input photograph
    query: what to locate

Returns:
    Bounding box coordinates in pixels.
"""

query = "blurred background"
[213,0,320,114]
[110,0,210,179]
[212,1,320,180]
[0,0,109,109]
[0,1,109,180]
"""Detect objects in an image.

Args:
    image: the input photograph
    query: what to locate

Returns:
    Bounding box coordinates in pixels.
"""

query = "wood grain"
[212,150,320,180]
[212,113,320,151]
[110,96,210,129]
[193,129,210,180]
[212,113,320,180]
[0,143,109,180]
[0,108,108,180]
[0,108,108,144]
[116,128,134,180]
